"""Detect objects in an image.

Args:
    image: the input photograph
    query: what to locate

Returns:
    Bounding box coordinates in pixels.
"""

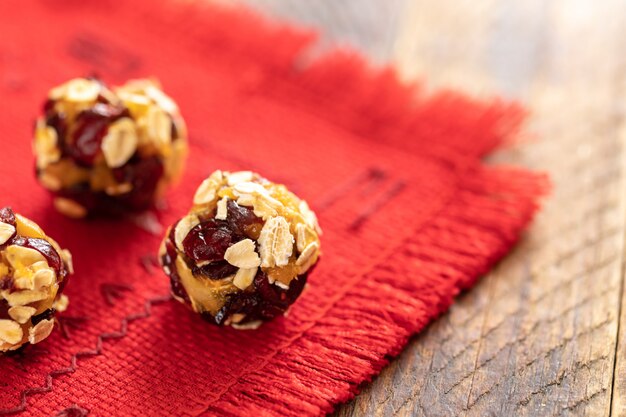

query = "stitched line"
[0,295,172,416]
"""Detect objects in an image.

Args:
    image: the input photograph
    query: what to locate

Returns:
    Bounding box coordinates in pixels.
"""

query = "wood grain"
[236,0,626,415]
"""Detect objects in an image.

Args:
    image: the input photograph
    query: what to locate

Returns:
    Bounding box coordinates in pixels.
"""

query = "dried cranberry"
[46,112,68,154]
[212,293,259,326]
[12,237,65,278]
[182,220,239,263]
[0,207,16,226]
[111,155,164,211]
[31,308,55,325]
[192,260,238,280]
[70,103,127,166]
[254,270,307,310]
[226,200,263,237]
[0,276,13,290]
[43,98,56,114]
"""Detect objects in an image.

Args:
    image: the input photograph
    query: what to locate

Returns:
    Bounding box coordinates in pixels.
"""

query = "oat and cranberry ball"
[33,77,188,218]
[0,207,72,351]
[159,171,321,329]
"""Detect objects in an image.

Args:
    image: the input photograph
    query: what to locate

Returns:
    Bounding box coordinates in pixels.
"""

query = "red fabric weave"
[0,1,547,416]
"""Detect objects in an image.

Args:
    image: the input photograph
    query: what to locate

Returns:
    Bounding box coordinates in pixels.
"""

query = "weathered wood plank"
[236,1,626,415]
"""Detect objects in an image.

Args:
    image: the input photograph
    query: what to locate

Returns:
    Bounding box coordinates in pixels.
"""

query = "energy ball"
[0,207,72,351]
[33,77,188,218]
[159,171,321,329]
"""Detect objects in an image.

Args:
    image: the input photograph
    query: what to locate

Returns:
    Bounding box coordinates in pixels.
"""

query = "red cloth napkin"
[0,1,547,415]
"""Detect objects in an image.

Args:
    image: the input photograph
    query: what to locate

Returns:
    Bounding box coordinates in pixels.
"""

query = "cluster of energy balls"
[0,207,72,351]
[160,170,321,328]
[0,77,322,352]
[33,77,188,217]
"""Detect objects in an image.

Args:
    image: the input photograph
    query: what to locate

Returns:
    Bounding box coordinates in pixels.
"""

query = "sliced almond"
[174,214,200,251]
[274,281,290,290]
[64,78,101,102]
[6,245,47,268]
[224,239,261,269]
[4,289,48,306]
[33,268,55,289]
[8,306,36,324]
[54,197,87,219]
[61,249,74,274]
[215,197,228,220]
[226,171,254,186]
[145,106,172,146]
[33,122,61,168]
[258,216,294,268]
[0,222,15,245]
[38,171,62,191]
[28,318,55,344]
[0,320,23,345]
[145,85,179,114]
[194,170,223,205]
[233,267,257,290]
[101,118,138,168]
[15,214,46,239]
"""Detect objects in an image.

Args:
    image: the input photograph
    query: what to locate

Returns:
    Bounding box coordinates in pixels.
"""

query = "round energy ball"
[33,77,188,218]
[0,207,72,351]
[159,171,321,329]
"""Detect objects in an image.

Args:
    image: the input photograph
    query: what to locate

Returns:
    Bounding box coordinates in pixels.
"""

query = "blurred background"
[233,1,626,416]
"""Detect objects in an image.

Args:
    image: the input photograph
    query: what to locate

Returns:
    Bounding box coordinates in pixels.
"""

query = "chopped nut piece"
[8,306,36,324]
[174,214,200,251]
[53,197,87,219]
[216,197,228,220]
[105,182,133,196]
[101,118,139,168]
[0,320,23,344]
[259,216,294,268]
[233,267,257,290]
[0,221,15,245]
[28,319,55,344]
[232,321,262,330]
[53,294,69,312]
[224,239,261,269]
[274,281,290,290]
[194,170,223,205]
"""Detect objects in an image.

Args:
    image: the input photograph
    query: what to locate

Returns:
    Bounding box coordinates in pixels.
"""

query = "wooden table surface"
[237,1,626,415]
